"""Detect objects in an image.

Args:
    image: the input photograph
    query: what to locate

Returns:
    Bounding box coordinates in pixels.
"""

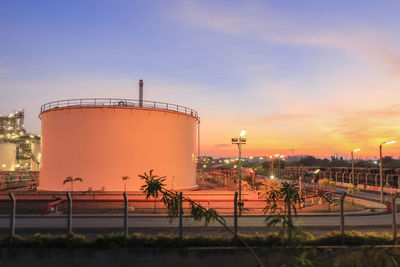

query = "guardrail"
[0,171,38,190]
[40,98,200,119]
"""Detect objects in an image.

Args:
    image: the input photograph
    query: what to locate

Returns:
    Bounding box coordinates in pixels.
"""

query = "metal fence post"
[8,192,16,237]
[66,192,72,236]
[234,192,238,236]
[392,194,399,245]
[123,192,128,242]
[340,192,347,244]
[179,192,183,242]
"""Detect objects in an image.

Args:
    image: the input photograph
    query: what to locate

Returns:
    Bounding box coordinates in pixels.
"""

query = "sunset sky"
[1,1,400,158]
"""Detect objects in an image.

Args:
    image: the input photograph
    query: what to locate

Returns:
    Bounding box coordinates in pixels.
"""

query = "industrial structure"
[0,110,41,189]
[39,81,200,191]
[0,110,41,171]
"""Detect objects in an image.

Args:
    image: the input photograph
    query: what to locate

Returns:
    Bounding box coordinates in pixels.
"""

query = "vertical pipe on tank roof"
[139,80,144,107]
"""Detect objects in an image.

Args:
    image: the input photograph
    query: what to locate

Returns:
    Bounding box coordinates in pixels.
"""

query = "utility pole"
[232,130,247,216]
[379,140,397,203]
[351,149,360,185]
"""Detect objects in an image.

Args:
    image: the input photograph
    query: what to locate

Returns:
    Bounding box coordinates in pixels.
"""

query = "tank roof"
[40,98,199,120]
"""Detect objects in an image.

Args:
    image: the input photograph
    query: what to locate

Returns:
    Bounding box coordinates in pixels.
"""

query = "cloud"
[259,113,311,123]
[172,1,400,75]
[327,104,400,142]
[214,144,230,148]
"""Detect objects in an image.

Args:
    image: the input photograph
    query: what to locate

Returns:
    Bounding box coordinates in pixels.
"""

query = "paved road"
[276,176,389,203]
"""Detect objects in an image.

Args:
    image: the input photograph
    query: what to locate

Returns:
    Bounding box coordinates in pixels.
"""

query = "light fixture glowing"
[383,140,397,145]
[240,129,247,137]
[270,175,275,179]
[352,148,361,152]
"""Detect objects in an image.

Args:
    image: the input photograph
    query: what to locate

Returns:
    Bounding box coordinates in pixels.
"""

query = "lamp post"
[269,155,274,178]
[269,154,281,178]
[232,129,247,216]
[351,148,360,185]
[380,140,397,203]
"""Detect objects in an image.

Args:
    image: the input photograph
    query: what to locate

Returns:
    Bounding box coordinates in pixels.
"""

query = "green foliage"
[139,170,166,199]
[0,231,396,248]
[263,182,302,243]
[62,176,83,185]
[347,184,360,194]
[139,169,225,226]
[310,231,391,246]
[0,234,88,248]
[318,178,336,190]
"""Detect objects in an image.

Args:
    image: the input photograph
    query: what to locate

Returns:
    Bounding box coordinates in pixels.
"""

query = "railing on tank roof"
[40,98,199,119]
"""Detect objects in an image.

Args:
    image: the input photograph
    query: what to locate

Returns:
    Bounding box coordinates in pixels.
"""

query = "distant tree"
[63,176,83,194]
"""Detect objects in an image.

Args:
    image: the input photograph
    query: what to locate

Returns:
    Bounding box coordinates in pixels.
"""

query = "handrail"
[40,98,200,119]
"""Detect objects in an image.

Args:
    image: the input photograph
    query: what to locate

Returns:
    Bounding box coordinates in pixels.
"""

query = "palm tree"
[63,176,83,194]
[347,184,360,205]
[241,180,250,192]
[122,176,130,193]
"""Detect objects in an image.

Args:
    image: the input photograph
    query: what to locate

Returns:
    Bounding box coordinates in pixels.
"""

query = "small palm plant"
[241,180,250,191]
[63,176,83,195]
[347,184,360,205]
[263,182,302,244]
[122,176,130,193]
[140,170,166,213]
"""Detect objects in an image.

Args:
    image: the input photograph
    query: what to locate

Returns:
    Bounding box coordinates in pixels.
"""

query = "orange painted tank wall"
[39,106,198,191]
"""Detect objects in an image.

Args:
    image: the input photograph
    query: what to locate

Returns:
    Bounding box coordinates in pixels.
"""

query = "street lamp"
[380,140,397,203]
[270,154,281,178]
[351,148,360,185]
[232,129,247,216]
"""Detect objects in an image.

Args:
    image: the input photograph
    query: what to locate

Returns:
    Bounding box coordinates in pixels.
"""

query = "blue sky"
[1,0,400,157]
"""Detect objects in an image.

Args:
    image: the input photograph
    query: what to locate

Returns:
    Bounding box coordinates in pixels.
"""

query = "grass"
[0,231,395,248]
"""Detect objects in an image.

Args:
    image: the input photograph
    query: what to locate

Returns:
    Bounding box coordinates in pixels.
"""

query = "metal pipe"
[139,80,144,107]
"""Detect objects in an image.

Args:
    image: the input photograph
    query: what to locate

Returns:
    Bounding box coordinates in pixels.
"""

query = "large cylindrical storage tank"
[39,99,199,191]
[0,142,16,171]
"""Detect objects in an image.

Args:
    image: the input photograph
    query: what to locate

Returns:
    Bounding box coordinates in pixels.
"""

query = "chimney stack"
[139,79,144,107]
